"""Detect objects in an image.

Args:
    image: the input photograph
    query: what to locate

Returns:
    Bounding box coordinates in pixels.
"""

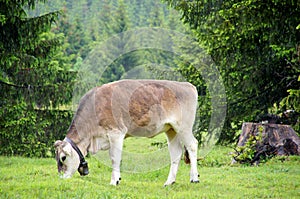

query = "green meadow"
[1,137,299,199]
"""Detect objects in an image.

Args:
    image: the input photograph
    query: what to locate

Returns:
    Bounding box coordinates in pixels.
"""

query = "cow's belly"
[127,123,172,138]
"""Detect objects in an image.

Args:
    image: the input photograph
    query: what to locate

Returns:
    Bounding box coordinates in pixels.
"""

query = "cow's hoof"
[164,181,175,187]
[110,180,120,186]
[116,177,121,185]
[110,177,121,186]
[190,180,200,183]
[110,182,119,186]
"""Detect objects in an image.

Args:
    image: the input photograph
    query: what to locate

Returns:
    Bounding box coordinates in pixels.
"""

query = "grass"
[0,137,300,198]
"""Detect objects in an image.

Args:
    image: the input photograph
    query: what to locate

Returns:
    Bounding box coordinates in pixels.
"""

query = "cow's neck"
[66,122,90,157]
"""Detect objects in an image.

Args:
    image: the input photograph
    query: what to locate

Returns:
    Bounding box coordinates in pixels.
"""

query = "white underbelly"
[127,123,171,138]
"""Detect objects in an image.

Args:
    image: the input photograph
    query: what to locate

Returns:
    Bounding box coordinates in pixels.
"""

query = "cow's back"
[93,80,198,137]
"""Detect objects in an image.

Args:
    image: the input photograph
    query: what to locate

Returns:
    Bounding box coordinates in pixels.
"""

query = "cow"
[54,79,199,186]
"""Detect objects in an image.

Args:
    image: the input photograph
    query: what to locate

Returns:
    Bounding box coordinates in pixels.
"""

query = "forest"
[0,0,299,157]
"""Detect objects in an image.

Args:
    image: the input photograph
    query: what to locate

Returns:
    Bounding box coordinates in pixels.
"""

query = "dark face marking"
[62,156,66,162]
[55,151,66,173]
[54,140,68,173]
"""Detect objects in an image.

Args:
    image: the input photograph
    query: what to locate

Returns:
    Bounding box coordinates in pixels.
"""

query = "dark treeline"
[0,0,299,157]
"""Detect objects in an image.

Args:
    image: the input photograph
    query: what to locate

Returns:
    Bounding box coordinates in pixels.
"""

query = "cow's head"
[54,140,80,178]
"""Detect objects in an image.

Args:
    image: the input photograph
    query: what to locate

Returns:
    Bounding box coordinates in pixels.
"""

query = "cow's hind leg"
[180,132,199,183]
[108,131,125,186]
[164,128,182,186]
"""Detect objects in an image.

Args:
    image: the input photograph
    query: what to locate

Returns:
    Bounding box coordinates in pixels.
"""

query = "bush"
[231,126,269,164]
[232,133,262,165]
[0,103,73,157]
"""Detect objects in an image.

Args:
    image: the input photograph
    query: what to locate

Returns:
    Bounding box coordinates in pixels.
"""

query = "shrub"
[0,103,73,157]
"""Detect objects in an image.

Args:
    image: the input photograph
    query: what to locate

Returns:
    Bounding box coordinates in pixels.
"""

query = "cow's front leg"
[108,132,125,186]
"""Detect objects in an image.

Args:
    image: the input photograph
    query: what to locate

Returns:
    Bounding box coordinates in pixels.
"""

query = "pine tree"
[0,0,75,156]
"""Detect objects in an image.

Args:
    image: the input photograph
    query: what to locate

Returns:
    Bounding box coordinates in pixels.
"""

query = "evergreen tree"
[165,0,300,141]
[0,0,75,156]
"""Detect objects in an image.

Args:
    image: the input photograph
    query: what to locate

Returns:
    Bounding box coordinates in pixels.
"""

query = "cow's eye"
[61,156,66,162]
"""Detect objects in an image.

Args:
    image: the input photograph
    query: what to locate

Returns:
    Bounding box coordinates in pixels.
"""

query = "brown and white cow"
[54,79,199,186]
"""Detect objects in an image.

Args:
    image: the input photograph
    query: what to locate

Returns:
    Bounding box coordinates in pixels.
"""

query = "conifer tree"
[0,0,75,156]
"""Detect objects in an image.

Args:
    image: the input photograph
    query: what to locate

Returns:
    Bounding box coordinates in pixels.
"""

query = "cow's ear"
[54,140,62,148]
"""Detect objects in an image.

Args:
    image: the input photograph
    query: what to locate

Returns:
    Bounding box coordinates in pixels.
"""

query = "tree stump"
[235,122,300,163]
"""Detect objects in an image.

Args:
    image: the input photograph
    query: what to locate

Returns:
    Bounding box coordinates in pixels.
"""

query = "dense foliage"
[0,0,75,157]
[1,0,299,157]
[165,0,300,141]
[0,0,189,157]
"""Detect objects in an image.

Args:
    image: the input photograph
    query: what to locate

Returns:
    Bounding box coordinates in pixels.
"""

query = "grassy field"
[0,136,300,198]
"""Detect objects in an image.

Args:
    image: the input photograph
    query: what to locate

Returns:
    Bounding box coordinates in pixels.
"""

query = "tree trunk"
[237,122,300,159]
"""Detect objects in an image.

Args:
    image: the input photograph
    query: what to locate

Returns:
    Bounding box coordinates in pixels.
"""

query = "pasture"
[0,136,299,198]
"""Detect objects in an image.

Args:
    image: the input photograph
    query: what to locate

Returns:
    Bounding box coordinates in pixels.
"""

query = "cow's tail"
[183,146,191,164]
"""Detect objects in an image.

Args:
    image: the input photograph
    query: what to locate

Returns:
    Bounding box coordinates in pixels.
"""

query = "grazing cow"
[54,79,199,186]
